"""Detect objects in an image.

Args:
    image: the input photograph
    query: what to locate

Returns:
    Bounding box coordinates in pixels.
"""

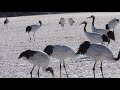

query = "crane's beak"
[86,16,91,19]
[18,56,21,59]
[79,22,85,25]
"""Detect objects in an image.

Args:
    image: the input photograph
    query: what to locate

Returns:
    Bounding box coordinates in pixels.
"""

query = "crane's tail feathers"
[26,26,31,33]
[106,24,109,30]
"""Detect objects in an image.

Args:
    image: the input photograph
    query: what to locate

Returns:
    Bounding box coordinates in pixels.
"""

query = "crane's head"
[18,50,29,59]
[87,15,95,19]
[80,21,87,25]
[18,50,37,60]
[46,67,55,78]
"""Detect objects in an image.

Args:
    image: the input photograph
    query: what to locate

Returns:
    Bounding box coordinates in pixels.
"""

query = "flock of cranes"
[2,14,120,78]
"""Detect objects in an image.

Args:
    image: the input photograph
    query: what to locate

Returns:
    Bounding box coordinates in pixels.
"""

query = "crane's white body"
[51,45,77,60]
[86,43,115,62]
[107,18,119,30]
[59,18,65,27]
[78,41,120,78]
[69,18,74,26]
[92,25,108,35]
[21,51,50,71]
[30,25,41,32]
[44,45,79,78]
[85,32,103,43]
[80,21,107,44]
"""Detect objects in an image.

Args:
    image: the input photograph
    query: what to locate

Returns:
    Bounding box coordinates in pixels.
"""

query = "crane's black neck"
[83,23,87,32]
[92,17,95,27]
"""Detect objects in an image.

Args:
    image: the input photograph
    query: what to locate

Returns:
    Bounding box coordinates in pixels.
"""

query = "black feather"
[102,34,109,42]
[26,26,32,33]
[4,20,7,25]
[18,50,37,59]
[43,45,53,56]
[107,31,115,41]
[106,24,109,30]
[77,41,90,54]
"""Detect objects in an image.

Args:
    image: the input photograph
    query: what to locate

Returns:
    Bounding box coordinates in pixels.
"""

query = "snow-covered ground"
[0,12,120,78]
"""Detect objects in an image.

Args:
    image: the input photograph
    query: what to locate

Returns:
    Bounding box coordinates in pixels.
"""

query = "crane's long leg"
[62,26,64,30]
[107,40,110,46]
[28,33,31,41]
[30,66,34,78]
[33,32,36,41]
[6,24,8,31]
[1,25,4,30]
[113,28,115,34]
[63,60,69,78]
[93,61,97,78]
[60,60,62,78]
[37,66,40,78]
[100,62,104,78]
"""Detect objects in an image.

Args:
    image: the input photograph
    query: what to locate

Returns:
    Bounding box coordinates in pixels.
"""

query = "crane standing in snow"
[26,21,42,41]
[69,18,74,26]
[18,49,55,78]
[80,21,110,45]
[87,15,115,42]
[106,18,119,32]
[59,18,65,30]
[77,41,120,78]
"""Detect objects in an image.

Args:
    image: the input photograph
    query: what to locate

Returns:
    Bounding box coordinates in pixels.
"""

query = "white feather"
[30,25,41,32]
[51,45,77,60]
[92,25,108,35]
[86,43,114,62]
[21,51,50,70]
[59,18,65,27]
[107,18,119,29]
[85,32,103,43]
[69,18,74,25]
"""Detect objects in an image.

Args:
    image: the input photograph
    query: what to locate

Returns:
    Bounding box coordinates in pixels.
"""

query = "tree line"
[0,12,63,17]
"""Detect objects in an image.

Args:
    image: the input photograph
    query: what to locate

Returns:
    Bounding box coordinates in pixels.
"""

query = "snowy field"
[0,12,120,78]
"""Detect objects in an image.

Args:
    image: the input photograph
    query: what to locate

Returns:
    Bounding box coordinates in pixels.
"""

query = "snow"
[0,12,120,78]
